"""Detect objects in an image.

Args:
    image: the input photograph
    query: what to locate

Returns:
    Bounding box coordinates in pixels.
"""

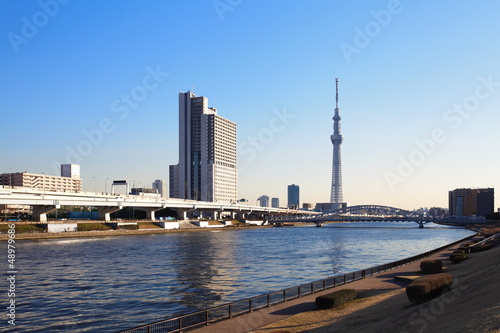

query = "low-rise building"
[130,188,160,198]
[302,203,314,210]
[0,164,82,192]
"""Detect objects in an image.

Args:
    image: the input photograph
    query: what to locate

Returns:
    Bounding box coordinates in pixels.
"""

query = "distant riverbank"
[0,223,278,240]
[0,220,494,241]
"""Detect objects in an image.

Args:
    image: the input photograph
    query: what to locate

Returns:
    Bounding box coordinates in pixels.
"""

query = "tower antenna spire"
[335,78,339,109]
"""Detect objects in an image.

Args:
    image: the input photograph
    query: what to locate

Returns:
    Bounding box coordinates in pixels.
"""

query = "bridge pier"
[32,205,60,222]
[206,210,221,220]
[174,209,189,220]
[98,206,123,222]
[135,207,163,221]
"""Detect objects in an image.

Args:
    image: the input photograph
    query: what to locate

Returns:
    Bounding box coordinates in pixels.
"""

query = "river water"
[2,222,474,332]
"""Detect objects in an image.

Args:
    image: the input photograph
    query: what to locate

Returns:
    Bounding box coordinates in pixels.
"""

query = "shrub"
[406,273,452,304]
[420,260,443,274]
[469,243,493,253]
[450,252,468,264]
[457,247,470,253]
[315,289,357,309]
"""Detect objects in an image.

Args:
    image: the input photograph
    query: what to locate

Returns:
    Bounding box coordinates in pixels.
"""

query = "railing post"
[323,279,326,290]
[267,294,270,307]
[249,299,253,312]
[298,286,301,297]
[343,274,346,285]
[334,277,336,287]
[148,325,151,333]
[205,310,209,325]
[283,289,286,301]
[362,270,365,279]
[229,304,232,318]
[179,317,182,330]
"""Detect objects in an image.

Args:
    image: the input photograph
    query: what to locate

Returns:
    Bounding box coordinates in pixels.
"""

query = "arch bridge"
[268,205,485,228]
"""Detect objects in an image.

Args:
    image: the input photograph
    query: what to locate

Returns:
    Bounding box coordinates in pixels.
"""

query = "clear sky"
[1,0,499,210]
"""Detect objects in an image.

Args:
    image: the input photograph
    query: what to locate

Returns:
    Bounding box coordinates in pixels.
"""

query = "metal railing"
[118,234,476,333]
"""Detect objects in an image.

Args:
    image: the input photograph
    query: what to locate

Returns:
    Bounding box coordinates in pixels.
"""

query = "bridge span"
[0,186,315,222]
[269,204,486,227]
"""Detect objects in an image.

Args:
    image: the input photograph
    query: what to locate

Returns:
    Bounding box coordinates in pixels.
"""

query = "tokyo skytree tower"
[330,78,343,205]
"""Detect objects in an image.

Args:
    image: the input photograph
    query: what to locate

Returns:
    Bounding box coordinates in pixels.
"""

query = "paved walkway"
[191,243,465,333]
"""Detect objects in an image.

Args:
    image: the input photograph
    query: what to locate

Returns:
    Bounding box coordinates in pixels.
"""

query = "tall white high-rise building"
[330,78,344,209]
[169,91,237,203]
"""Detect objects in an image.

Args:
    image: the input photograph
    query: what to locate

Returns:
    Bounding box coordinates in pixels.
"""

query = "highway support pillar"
[174,209,189,220]
[135,207,162,221]
[32,205,59,222]
[98,206,123,222]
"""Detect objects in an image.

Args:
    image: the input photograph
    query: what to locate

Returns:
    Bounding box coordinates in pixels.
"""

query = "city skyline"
[2,1,499,210]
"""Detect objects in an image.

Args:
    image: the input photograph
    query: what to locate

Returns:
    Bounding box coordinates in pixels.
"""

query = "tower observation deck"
[330,78,343,206]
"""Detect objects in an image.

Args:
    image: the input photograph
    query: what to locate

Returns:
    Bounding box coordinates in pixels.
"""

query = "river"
[1,222,474,332]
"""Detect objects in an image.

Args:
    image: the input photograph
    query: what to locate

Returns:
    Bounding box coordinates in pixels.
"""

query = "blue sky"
[1,0,499,210]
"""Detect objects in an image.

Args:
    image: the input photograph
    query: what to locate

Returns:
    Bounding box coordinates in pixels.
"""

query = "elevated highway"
[0,186,314,222]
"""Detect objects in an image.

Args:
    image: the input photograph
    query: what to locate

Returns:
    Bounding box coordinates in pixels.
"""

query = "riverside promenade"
[192,236,500,333]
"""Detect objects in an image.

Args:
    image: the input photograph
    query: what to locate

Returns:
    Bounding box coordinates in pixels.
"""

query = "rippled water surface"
[1,223,474,332]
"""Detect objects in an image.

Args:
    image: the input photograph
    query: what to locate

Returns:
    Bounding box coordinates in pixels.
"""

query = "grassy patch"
[117,224,139,230]
[0,224,45,233]
[77,223,113,231]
